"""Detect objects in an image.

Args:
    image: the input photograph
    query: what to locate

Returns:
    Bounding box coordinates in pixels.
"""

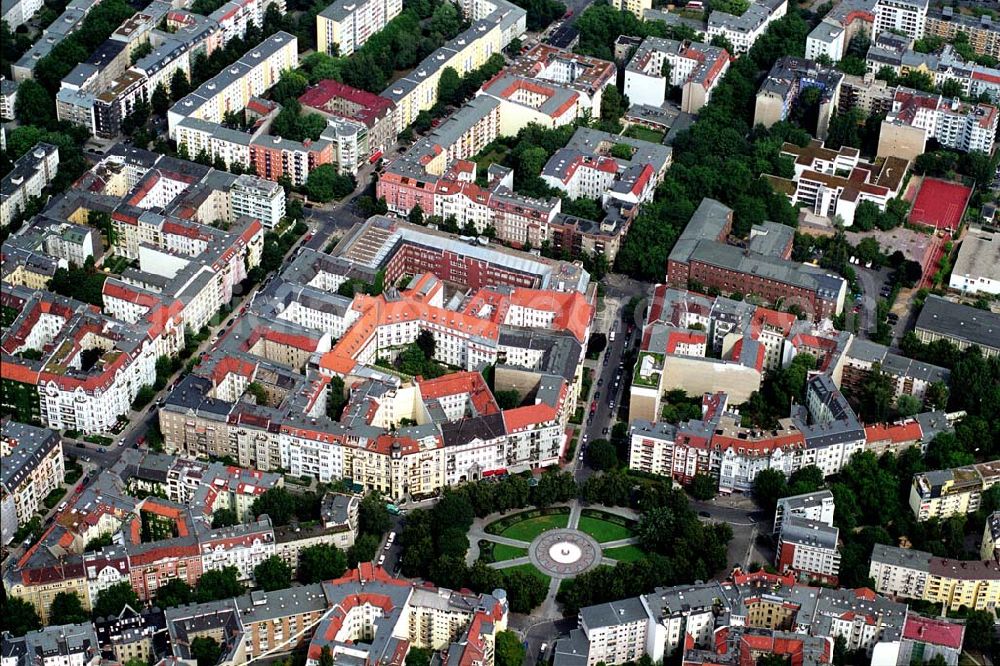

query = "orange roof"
[503,403,557,432]
[865,421,922,443]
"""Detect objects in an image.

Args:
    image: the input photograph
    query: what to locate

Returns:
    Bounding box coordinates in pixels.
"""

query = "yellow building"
[613,0,651,19]
[316,0,403,57]
[909,461,1000,522]
[7,566,92,624]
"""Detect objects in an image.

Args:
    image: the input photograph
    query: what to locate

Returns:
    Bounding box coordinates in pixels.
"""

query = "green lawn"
[604,545,647,562]
[506,563,550,584]
[492,543,528,561]
[576,516,633,543]
[624,125,665,144]
[499,513,570,542]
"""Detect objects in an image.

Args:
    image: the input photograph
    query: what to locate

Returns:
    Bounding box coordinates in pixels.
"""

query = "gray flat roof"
[915,295,1000,352]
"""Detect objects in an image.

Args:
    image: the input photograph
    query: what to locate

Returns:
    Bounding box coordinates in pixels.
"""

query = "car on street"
[597,377,603,387]
[602,427,609,435]
[378,554,386,565]
[698,511,711,518]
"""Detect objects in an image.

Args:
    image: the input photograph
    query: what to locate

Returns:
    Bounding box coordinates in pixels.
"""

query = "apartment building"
[805,0,876,62]
[982,512,1000,561]
[765,140,908,228]
[878,88,998,160]
[1,0,43,30]
[578,598,652,666]
[924,7,1000,59]
[624,37,730,114]
[870,543,1000,611]
[541,127,671,207]
[873,0,928,39]
[667,199,848,320]
[909,461,1000,522]
[773,490,836,534]
[229,174,286,228]
[841,337,949,402]
[0,77,17,119]
[11,0,102,81]
[317,0,402,56]
[555,570,912,666]
[914,295,1000,358]
[383,0,525,131]
[776,516,841,584]
[0,421,65,546]
[754,57,844,140]
[0,623,101,666]
[299,79,398,158]
[707,0,787,54]
[611,0,649,19]
[1,142,60,228]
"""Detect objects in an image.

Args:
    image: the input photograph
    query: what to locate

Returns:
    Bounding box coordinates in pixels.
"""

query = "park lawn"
[506,563,550,584]
[604,545,647,563]
[499,513,569,542]
[492,543,528,561]
[576,516,633,543]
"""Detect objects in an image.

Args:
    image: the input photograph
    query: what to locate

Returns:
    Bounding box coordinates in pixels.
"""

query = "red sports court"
[908,177,972,235]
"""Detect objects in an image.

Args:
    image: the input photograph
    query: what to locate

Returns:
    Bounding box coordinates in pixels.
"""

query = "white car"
[378,554,386,565]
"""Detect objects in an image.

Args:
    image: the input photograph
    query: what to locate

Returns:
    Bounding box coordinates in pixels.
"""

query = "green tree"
[787,465,824,496]
[406,647,432,666]
[347,533,380,566]
[963,609,997,653]
[0,596,42,637]
[306,165,355,202]
[250,487,298,525]
[895,394,921,417]
[318,645,335,666]
[155,578,193,608]
[408,204,425,227]
[359,491,392,536]
[271,69,309,103]
[191,636,222,666]
[49,592,89,625]
[246,381,268,406]
[494,390,521,410]
[437,66,462,107]
[298,544,347,583]
[688,473,717,500]
[254,555,292,591]
[415,329,436,358]
[211,507,239,529]
[14,79,55,128]
[753,468,788,515]
[195,566,244,602]
[586,439,618,471]
[170,68,191,101]
[495,630,526,666]
[92,581,140,619]
[151,82,170,115]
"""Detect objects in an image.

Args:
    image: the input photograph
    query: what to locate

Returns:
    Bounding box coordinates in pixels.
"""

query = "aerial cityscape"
[0,0,998,663]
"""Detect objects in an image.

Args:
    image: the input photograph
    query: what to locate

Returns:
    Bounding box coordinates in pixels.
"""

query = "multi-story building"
[805,0,876,62]
[384,0,525,132]
[873,0,928,40]
[949,226,1000,296]
[870,543,1000,611]
[229,174,286,228]
[841,337,949,402]
[909,461,1000,522]
[0,421,65,546]
[707,0,787,54]
[754,57,844,140]
[554,569,912,666]
[924,7,1000,60]
[316,0,402,56]
[0,77,17,120]
[611,0,649,19]
[12,0,102,81]
[1,142,60,228]
[765,140,908,228]
[776,516,841,584]
[299,79,398,159]
[2,0,44,30]
[0,622,102,666]
[666,199,848,319]
[773,490,836,534]
[93,606,166,666]
[878,88,998,160]
[540,128,672,207]
[623,37,730,114]
[838,72,897,116]
[914,295,1000,358]
[982,511,1000,561]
